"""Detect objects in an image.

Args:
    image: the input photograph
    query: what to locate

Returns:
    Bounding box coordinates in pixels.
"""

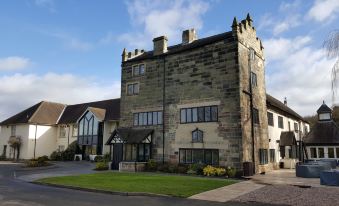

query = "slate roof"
[317,103,332,114]
[0,101,66,125]
[279,131,297,146]
[106,128,154,144]
[266,94,306,122]
[124,32,234,63]
[303,121,339,145]
[58,99,120,124]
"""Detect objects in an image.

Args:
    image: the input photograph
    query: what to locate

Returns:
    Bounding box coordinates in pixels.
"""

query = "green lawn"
[36,172,237,197]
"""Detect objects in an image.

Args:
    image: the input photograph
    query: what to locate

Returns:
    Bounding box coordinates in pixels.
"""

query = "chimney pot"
[153,36,168,55]
[284,97,287,106]
[182,29,197,44]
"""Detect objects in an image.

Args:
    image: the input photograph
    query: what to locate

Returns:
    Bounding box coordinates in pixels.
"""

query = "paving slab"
[189,180,264,202]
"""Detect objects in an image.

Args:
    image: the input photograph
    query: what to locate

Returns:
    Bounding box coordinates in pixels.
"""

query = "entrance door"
[112,143,123,170]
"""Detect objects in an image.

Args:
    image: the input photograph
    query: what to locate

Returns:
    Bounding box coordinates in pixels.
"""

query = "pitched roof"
[317,103,332,114]
[87,107,106,122]
[0,101,66,125]
[58,99,120,124]
[266,94,306,122]
[279,131,297,146]
[124,32,234,63]
[303,121,339,145]
[106,128,153,144]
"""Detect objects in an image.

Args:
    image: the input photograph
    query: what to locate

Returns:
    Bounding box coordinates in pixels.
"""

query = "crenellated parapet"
[232,13,264,58]
[122,48,145,62]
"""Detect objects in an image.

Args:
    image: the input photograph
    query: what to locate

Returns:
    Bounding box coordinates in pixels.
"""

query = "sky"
[0,0,338,121]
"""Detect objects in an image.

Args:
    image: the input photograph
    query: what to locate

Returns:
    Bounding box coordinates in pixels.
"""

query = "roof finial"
[246,13,253,26]
[232,17,238,28]
[323,100,325,104]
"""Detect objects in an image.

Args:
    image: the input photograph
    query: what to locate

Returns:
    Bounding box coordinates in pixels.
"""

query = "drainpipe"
[248,49,255,174]
[162,57,166,164]
[34,124,38,159]
[67,125,70,146]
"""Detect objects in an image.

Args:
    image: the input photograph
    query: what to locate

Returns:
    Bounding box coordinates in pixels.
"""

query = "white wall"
[103,121,118,154]
[0,124,30,159]
[56,124,78,151]
[267,108,310,164]
[27,125,58,159]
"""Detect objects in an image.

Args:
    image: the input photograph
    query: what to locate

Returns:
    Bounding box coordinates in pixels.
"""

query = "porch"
[106,128,153,171]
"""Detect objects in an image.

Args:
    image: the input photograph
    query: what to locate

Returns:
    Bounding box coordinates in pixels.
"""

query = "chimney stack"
[182,29,197,44]
[284,97,287,106]
[153,36,168,55]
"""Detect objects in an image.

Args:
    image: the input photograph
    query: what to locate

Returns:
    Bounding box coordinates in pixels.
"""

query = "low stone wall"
[119,162,146,172]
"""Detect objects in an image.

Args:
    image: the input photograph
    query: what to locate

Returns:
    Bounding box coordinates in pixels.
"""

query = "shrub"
[157,163,169,172]
[215,167,226,176]
[177,164,188,174]
[189,163,205,175]
[146,159,157,171]
[25,158,50,167]
[0,155,7,161]
[103,153,110,162]
[95,162,109,170]
[168,164,178,173]
[203,165,216,176]
[94,156,104,162]
[226,166,237,178]
[50,151,62,161]
[186,169,197,175]
[37,155,49,162]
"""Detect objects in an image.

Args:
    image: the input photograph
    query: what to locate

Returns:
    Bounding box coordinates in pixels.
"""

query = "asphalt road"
[0,163,278,206]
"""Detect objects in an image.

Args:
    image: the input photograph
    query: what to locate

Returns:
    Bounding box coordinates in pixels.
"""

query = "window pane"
[93,119,99,135]
[138,113,143,126]
[88,117,93,135]
[192,108,198,122]
[198,107,204,122]
[144,144,150,160]
[133,83,139,94]
[152,112,158,125]
[134,114,139,126]
[267,112,274,126]
[147,112,153,125]
[212,150,219,165]
[328,148,335,158]
[205,107,211,121]
[198,130,203,142]
[294,123,298,131]
[127,84,133,95]
[310,148,317,158]
[186,149,192,163]
[192,131,198,142]
[181,109,186,123]
[193,149,204,164]
[133,65,139,76]
[337,148,339,158]
[211,106,218,121]
[139,64,145,74]
[79,120,84,135]
[186,108,192,122]
[205,150,212,164]
[318,148,324,158]
[157,111,163,125]
[138,144,144,161]
[143,113,148,125]
[278,116,284,129]
[179,149,185,163]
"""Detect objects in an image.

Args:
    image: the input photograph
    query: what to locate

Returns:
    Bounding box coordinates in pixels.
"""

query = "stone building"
[110,14,269,173]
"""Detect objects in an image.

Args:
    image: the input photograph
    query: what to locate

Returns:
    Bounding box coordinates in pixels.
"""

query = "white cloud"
[34,0,56,13]
[265,36,336,116]
[0,57,31,71]
[0,73,120,121]
[308,0,339,22]
[119,0,210,49]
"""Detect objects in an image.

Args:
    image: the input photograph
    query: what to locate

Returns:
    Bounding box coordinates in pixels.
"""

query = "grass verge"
[36,172,238,197]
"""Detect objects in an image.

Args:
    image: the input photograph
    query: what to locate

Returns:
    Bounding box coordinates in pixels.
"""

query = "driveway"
[0,162,275,206]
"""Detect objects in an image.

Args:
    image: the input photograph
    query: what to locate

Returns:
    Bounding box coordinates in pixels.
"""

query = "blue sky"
[0,0,338,120]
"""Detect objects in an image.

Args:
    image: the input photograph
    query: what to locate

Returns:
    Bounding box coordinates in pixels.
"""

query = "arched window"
[192,128,203,143]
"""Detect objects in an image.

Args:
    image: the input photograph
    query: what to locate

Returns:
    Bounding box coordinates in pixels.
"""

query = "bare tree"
[324,30,339,102]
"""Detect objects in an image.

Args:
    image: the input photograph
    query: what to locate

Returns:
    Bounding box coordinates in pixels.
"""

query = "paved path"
[189,180,265,202]
[0,162,275,206]
[251,169,324,187]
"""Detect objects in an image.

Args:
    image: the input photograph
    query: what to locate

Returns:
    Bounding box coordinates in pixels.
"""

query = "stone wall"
[120,14,269,171]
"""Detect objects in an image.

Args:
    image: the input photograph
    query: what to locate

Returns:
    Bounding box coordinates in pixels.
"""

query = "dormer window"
[317,101,332,121]
[192,128,203,143]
